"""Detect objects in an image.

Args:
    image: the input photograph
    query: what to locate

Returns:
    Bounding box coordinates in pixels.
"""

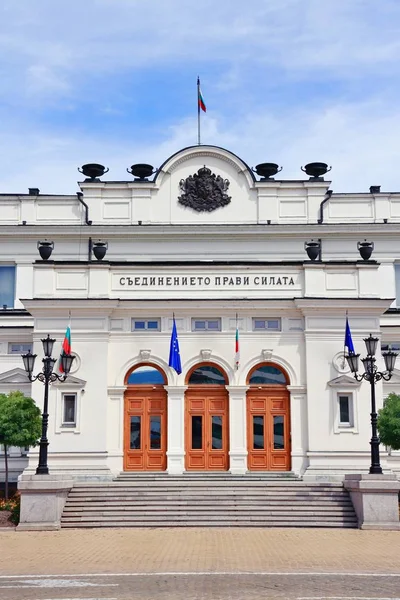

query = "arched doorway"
[185,363,229,471]
[124,364,167,471]
[246,363,291,471]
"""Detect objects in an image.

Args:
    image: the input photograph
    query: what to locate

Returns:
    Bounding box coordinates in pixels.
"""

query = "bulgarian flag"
[198,77,206,112]
[59,321,71,373]
[235,316,240,370]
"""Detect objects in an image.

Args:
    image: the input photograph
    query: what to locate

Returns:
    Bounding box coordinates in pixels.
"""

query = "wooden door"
[247,388,291,471]
[124,387,167,471]
[185,388,229,470]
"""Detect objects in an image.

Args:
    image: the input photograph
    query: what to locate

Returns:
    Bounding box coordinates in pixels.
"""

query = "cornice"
[2,222,400,237]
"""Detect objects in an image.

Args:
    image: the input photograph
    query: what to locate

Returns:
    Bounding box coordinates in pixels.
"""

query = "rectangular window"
[8,342,32,354]
[0,266,15,309]
[273,415,285,449]
[191,415,203,449]
[131,318,160,331]
[253,416,264,449]
[192,318,221,332]
[211,415,223,449]
[381,343,400,352]
[130,416,141,449]
[62,394,77,426]
[252,318,281,331]
[338,394,353,427]
[150,416,161,450]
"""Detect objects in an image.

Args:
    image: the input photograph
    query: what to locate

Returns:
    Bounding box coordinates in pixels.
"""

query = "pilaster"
[287,385,308,476]
[164,386,187,474]
[226,385,249,474]
[106,386,126,475]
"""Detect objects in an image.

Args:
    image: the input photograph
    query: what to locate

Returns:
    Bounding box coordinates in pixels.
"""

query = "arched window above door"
[248,364,287,385]
[127,365,166,385]
[188,365,227,385]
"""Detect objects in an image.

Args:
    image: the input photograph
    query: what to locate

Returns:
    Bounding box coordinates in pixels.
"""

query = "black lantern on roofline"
[78,163,109,181]
[37,241,54,261]
[358,240,374,261]
[252,163,282,180]
[304,240,321,261]
[301,162,332,179]
[92,241,108,261]
[127,164,156,180]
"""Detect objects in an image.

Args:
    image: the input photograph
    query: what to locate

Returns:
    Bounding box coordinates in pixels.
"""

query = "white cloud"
[0,0,399,195]
[0,95,398,194]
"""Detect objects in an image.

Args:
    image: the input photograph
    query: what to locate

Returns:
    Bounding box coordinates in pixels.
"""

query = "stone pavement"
[0,528,400,576]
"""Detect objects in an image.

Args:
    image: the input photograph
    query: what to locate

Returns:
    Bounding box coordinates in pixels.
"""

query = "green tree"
[377,392,400,451]
[0,391,42,500]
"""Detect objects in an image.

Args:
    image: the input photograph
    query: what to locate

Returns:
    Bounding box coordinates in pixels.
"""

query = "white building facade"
[2,145,400,482]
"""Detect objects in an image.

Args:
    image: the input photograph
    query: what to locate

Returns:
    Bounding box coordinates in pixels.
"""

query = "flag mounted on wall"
[344,316,355,354]
[169,316,182,375]
[59,319,72,373]
[235,314,240,370]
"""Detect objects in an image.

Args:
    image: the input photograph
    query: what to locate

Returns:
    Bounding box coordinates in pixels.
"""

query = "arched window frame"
[125,363,167,386]
[185,362,228,386]
[247,363,289,386]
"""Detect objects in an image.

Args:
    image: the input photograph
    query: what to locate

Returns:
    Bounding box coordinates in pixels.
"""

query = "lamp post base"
[369,465,383,475]
[17,474,74,531]
[344,473,400,530]
[36,466,49,475]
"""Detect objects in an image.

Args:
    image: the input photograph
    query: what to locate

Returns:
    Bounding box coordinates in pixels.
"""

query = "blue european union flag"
[345,317,355,353]
[169,317,182,374]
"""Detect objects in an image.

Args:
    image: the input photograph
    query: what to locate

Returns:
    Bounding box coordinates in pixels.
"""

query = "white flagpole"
[197,76,201,145]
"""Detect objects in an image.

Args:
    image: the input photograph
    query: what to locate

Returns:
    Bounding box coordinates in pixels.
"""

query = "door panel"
[124,387,167,471]
[247,388,291,471]
[185,388,229,471]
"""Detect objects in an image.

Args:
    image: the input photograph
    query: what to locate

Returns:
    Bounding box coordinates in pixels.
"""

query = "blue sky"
[1,0,400,193]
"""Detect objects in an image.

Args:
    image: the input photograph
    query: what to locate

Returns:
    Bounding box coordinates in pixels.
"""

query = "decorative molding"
[139,349,151,361]
[200,349,212,360]
[327,374,361,388]
[261,349,273,361]
[0,367,30,384]
[53,374,86,388]
[167,151,241,174]
[332,351,350,374]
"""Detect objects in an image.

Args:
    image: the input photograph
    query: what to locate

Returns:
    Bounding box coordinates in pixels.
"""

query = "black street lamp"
[345,334,398,474]
[22,334,75,475]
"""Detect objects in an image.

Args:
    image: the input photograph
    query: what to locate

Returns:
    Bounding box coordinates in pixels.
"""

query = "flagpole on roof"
[197,76,201,145]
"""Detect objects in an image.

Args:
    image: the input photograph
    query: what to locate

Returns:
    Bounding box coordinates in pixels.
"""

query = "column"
[164,386,187,474]
[287,385,308,477]
[226,386,249,474]
[106,386,126,475]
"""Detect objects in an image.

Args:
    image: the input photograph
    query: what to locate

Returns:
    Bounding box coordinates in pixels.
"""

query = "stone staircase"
[61,473,358,528]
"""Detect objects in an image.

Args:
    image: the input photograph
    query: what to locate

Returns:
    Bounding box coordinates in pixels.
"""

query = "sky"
[1,0,400,194]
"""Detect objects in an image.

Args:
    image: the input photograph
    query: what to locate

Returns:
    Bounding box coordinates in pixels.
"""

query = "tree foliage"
[0,391,42,499]
[377,392,400,450]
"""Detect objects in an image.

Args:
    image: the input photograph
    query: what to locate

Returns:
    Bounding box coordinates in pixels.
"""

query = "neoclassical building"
[1,145,400,482]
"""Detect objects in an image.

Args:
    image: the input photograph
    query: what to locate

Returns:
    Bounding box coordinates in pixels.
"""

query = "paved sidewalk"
[0,528,399,576]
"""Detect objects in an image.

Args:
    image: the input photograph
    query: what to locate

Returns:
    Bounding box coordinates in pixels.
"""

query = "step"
[61,520,357,528]
[63,497,352,507]
[74,480,339,488]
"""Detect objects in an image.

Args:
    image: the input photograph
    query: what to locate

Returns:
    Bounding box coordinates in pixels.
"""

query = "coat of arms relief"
[178,166,231,212]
